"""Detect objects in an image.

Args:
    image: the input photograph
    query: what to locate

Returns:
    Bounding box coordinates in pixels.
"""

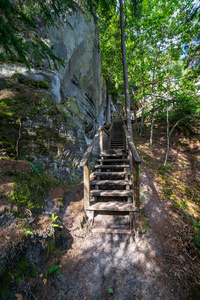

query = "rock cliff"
[39,8,102,138]
[0,7,103,181]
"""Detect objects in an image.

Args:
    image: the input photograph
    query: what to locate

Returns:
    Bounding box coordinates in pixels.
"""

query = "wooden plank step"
[90,190,133,196]
[110,147,124,149]
[91,228,131,234]
[102,150,127,154]
[86,201,139,211]
[111,140,123,142]
[93,171,130,176]
[97,159,129,163]
[90,180,132,185]
[101,154,127,157]
[95,164,129,169]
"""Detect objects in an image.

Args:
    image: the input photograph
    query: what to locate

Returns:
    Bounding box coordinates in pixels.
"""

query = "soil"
[1,120,200,299]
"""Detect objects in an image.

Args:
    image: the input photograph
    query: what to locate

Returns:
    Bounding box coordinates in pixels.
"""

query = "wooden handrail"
[102,126,110,136]
[80,125,110,167]
[116,111,141,164]
[122,124,141,164]
[116,112,141,208]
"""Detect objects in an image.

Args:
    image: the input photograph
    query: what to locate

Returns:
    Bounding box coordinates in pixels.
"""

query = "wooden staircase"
[80,116,141,234]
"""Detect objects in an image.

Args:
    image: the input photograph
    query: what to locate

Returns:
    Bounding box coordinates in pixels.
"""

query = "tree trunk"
[149,101,155,147]
[150,52,158,147]
[132,92,139,132]
[164,98,169,166]
[164,70,171,166]
[139,49,145,137]
[106,94,111,124]
[119,0,133,140]
[106,81,111,125]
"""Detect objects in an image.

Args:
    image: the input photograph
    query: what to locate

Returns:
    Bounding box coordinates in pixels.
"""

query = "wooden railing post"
[123,132,127,151]
[84,159,90,209]
[80,124,111,212]
[100,129,103,153]
[132,161,140,208]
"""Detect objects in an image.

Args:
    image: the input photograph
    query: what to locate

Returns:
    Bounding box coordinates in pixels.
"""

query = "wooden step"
[86,201,139,211]
[110,147,124,149]
[90,190,133,197]
[90,180,132,185]
[91,228,131,234]
[97,159,129,163]
[95,164,129,169]
[101,154,127,157]
[110,140,123,142]
[102,150,127,154]
[93,171,130,176]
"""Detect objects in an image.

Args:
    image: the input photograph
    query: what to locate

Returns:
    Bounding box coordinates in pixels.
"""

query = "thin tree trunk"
[106,80,111,125]
[119,0,133,140]
[16,119,21,160]
[164,98,169,166]
[133,93,139,132]
[139,52,145,137]
[150,101,155,147]
[150,52,158,147]
[106,94,111,125]
[139,107,145,137]
[164,44,172,166]
[164,65,171,166]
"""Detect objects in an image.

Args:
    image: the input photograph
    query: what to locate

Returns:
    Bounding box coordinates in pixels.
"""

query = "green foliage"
[16,255,28,284]
[50,213,61,228]
[30,163,44,175]
[0,265,12,299]
[0,255,39,299]
[8,165,60,216]
[108,288,114,294]
[46,239,56,257]
[25,80,50,89]
[97,0,200,132]
[45,264,61,277]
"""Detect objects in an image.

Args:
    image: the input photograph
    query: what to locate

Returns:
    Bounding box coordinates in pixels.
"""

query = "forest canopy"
[96,0,200,158]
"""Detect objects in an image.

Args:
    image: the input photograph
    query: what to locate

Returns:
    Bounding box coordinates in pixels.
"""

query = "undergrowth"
[6,162,61,217]
[138,132,200,256]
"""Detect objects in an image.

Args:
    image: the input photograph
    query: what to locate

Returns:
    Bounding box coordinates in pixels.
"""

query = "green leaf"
[108,288,113,294]
[45,265,60,277]
[25,230,33,235]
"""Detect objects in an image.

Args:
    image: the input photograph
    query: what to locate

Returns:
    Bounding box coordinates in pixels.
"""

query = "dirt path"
[38,162,191,300]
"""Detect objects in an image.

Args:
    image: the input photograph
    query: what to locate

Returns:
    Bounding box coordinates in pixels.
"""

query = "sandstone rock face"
[0,7,103,181]
[1,7,103,140]
[39,9,102,139]
[0,76,87,182]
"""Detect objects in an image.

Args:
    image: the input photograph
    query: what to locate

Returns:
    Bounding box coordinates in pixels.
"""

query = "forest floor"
[1,120,200,299]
